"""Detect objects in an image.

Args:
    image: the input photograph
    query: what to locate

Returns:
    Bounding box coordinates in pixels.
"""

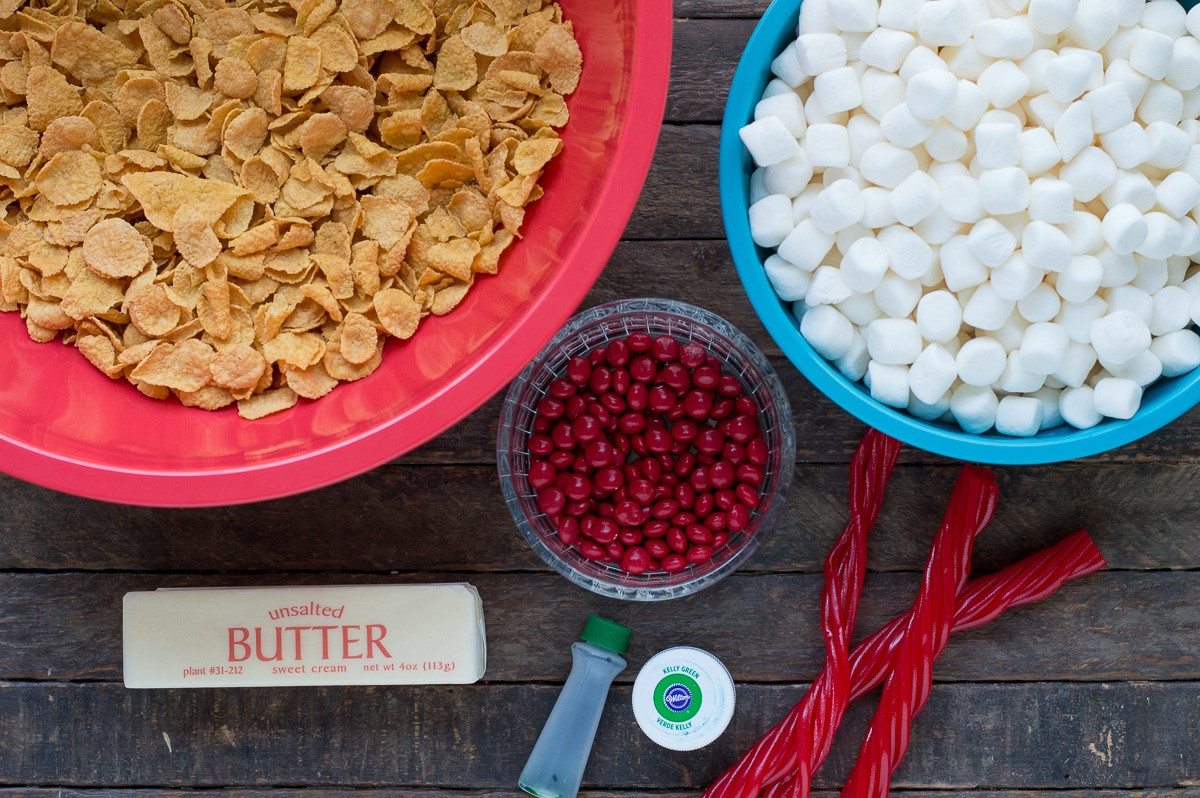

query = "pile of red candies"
[525,331,771,576]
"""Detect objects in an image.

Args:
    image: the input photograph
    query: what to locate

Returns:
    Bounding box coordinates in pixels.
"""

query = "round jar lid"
[631,646,736,751]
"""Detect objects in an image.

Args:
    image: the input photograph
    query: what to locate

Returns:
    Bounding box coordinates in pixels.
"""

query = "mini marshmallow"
[1093,376,1142,419]
[796,33,848,76]
[814,66,864,114]
[750,169,769,204]
[995,395,1044,437]
[1097,247,1137,287]
[878,224,935,278]
[880,103,935,148]
[924,123,970,162]
[950,383,1000,433]
[1099,122,1153,170]
[899,45,950,81]
[879,0,925,30]
[975,17,1036,59]
[1103,170,1158,212]
[1046,50,1095,103]
[1106,59,1152,108]
[908,391,953,421]
[1129,27,1175,81]
[770,43,808,87]
[1028,177,1074,224]
[993,311,1032,352]
[1001,349,1048,392]
[906,69,959,120]
[963,283,1017,330]
[941,235,990,291]
[909,342,959,404]
[946,79,990,130]
[1027,92,1069,128]
[740,117,803,167]
[1151,329,1200,376]
[977,59,1031,108]
[830,0,879,31]
[790,183,823,222]
[1018,320,1071,374]
[991,252,1044,301]
[806,264,855,306]
[1018,282,1063,322]
[806,123,851,169]
[945,40,992,81]
[860,28,917,72]
[1065,0,1118,51]
[1090,309,1151,364]
[874,274,923,317]
[866,361,911,407]
[861,186,899,227]
[1059,385,1103,428]
[967,217,1016,266]
[1156,172,1200,218]
[867,317,924,364]
[762,78,796,99]
[1028,0,1077,34]
[975,121,1021,168]
[841,236,891,292]
[765,255,814,301]
[861,69,908,120]
[916,0,974,46]
[1059,147,1117,202]
[1137,212,1184,259]
[1019,126,1063,176]
[763,154,815,198]
[1150,284,1193,335]
[889,170,940,226]
[1053,100,1094,162]
[799,304,856,359]
[916,289,963,342]
[978,167,1031,215]
[1083,83,1135,135]
[1176,219,1200,257]
[940,174,985,223]
[1022,220,1074,272]
[755,92,808,138]
[777,218,835,271]
[1021,49,1058,95]
[1106,284,1154,324]
[859,142,918,189]
[1102,349,1162,386]
[1050,340,1098,387]
[749,194,796,248]
[1142,0,1187,36]
[838,290,884,325]
[1138,83,1184,125]
[1167,36,1200,92]
[914,210,964,246]
[1146,120,1193,168]
[1055,254,1104,302]
[1131,255,1168,294]
[835,331,871,380]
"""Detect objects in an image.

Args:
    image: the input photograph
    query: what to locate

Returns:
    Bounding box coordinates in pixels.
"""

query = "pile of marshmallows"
[741,0,1200,436]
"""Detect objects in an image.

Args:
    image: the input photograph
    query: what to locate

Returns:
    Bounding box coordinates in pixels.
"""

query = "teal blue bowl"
[720,0,1200,464]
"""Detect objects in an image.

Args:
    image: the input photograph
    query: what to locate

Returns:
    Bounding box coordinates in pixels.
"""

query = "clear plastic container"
[518,615,632,798]
[497,298,797,601]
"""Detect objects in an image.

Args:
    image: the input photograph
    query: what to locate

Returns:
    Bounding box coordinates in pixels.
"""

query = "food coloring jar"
[631,646,735,751]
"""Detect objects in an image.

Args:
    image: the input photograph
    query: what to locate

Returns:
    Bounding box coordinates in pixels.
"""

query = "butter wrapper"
[123,583,486,688]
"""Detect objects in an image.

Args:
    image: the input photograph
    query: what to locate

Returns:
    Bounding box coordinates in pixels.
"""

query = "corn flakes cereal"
[0,0,582,419]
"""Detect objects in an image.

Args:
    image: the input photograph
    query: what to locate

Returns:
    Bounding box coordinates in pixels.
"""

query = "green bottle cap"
[580,614,631,655]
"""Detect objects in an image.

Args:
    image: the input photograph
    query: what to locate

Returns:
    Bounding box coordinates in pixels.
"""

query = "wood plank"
[2,461,1200,572]
[0,570,1191,683]
[676,0,772,16]
[1,681,1197,789]
[3,794,1200,798]
[623,125,724,240]
[666,20,758,124]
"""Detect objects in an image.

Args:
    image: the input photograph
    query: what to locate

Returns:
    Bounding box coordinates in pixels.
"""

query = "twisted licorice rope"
[754,528,1105,798]
[703,429,901,798]
[839,465,999,798]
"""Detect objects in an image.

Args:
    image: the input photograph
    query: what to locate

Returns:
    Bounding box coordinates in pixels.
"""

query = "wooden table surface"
[4,2,1200,796]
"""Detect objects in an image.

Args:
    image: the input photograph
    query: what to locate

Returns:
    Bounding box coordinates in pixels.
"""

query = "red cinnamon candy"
[703,429,902,798]
[839,466,998,798]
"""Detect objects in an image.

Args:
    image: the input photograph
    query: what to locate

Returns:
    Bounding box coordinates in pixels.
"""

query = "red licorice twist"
[704,429,901,798]
[839,466,998,798]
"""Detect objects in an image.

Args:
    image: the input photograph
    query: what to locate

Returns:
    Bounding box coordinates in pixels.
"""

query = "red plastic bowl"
[0,1,672,507]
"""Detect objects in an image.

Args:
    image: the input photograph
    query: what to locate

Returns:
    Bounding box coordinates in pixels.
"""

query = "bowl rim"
[496,297,797,601]
[719,0,1200,465]
[0,1,675,507]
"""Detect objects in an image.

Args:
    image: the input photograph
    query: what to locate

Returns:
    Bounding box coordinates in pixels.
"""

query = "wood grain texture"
[1,682,1197,790]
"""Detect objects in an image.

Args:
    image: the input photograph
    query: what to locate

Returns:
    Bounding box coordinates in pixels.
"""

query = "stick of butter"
[122,583,486,688]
